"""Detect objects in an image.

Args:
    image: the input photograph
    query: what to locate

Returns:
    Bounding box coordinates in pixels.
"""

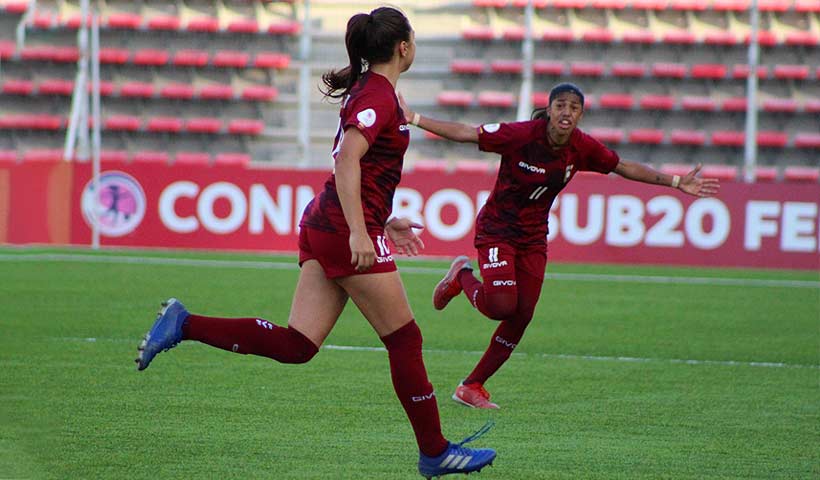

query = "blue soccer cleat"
[418,421,497,479]
[136,298,189,371]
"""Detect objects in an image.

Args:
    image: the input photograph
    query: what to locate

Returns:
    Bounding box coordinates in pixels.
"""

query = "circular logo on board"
[81,171,146,237]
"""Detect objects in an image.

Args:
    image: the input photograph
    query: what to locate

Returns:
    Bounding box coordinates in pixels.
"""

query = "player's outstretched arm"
[613,161,720,198]
[385,217,425,256]
[398,92,479,144]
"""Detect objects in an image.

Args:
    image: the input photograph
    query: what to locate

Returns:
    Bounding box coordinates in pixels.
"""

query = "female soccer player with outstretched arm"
[135,7,495,477]
[400,83,720,409]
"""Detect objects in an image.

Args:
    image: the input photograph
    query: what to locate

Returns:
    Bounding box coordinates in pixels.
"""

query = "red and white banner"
[2,162,818,270]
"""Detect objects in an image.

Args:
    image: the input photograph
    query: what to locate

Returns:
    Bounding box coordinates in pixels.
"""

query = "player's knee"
[484,294,517,320]
[283,327,319,364]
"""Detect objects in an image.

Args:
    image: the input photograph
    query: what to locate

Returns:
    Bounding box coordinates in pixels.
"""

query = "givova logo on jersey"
[375,235,394,263]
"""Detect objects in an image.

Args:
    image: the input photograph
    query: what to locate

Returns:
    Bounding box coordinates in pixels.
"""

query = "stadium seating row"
[0,114,265,135]
[451,59,820,81]
[471,0,820,13]
[0,41,291,69]
[0,78,278,102]
[0,148,251,166]
[436,90,820,113]
[422,128,820,149]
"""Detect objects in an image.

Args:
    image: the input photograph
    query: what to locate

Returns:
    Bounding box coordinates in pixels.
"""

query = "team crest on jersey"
[481,123,500,133]
[357,108,377,128]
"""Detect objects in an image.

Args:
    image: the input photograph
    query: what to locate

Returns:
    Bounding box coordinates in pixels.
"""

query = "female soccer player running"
[400,83,720,409]
[135,7,495,477]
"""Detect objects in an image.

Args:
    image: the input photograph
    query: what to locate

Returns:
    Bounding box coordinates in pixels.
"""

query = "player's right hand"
[349,231,376,272]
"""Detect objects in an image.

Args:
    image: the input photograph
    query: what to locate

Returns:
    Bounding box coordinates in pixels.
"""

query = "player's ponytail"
[321,7,412,100]
[531,107,548,121]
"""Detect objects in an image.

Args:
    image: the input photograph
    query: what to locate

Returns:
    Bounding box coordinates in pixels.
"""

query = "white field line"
[51,337,820,370]
[2,253,818,289]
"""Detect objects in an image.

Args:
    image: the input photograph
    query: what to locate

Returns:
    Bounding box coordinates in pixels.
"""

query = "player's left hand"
[679,163,721,198]
[385,217,425,256]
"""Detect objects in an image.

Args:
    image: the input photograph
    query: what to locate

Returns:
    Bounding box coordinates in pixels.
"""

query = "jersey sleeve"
[580,132,620,174]
[477,121,535,154]
[341,89,396,146]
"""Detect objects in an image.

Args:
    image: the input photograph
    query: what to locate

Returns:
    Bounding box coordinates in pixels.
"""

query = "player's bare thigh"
[336,270,415,337]
[288,259,350,347]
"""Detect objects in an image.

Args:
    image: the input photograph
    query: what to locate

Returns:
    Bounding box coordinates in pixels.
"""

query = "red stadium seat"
[793,133,820,149]
[199,84,235,100]
[98,47,130,64]
[214,152,251,166]
[106,12,142,30]
[611,62,646,77]
[2,1,29,14]
[144,117,181,135]
[474,0,507,6]
[541,29,574,42]
[174,151,211,166]
[670,0,707,10]
[0,40,15,60]
[104,115,141,131]
[804,99,820,113]
[100,150,129,163]
[588,127,624,144]
[23,149,63,162]
[213,51,250,68]
[796,0,820,12]
[478,91,515,108]
[133,151,169,164]
[731,64,768,79]
[773,65,809,80]
[62,13,92,29]
[451,59,486,74]
[553,0,589,7]
[227,119,265,135]
[33,12,55,29]
[670,130,706,145]
[758,0,788,11]
[185,117,223,134]
[241,85,278,102]
[531,92,550,106]
[785,32,819,47]
[186,17,219,33]
[227,19,259,34]
[490,60,523,74]
[119,82,154,98]
[704,31,738,46]
[570,62,605,77]
[133,49,169,66]
[51,46,80,63]
[38,79,74,96]
[2,79,34,95]
[712,0,749,10]
[412,159,448,172]
[756,131,788,148]
[630,0,669,8]
[753,167,777,182]
[711,130,745,147]
[454,159,493,173]
[502,26,526,41]
[783,166,820,182]
[744,31,777,47]
[533,60,565,75]
[652,63,687,78]
[267,21,301,36]
[0,150,18,164]
[700,165,738,181]
[659,163,692,176]
[89,81,115,97]
[20,45,50,61]
[437,91,474,107]
[253,53,291,69]
[512,0,550,7]
[462,26,495,41]
[628,129,665,144]
[582,28,614,43]
[598,93,634,109]
[621,30,655,44]
[662,31,696,45]
[591,0,627,8]
[172,49,209,67]
[639,94,675,110]
[680,96,717,111]
[147,15,181,31]
[762,98,798,113]
[160,84,195,100]
[720,97,747,112]
[690,64,727,79]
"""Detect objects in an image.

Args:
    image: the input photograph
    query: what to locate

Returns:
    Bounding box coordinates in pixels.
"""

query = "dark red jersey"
[300,71,410,235]
[476,118,619,247]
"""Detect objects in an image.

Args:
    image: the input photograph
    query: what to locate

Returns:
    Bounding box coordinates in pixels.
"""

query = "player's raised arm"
[613,161,720,198]
[398,92,479,143]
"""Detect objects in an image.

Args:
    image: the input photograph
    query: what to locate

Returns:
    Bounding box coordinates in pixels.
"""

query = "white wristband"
[671,175,681,189]
[410,112,420,126]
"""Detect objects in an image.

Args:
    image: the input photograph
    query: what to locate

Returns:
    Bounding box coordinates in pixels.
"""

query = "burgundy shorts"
[475,242,547,296]
[298,226,397,279]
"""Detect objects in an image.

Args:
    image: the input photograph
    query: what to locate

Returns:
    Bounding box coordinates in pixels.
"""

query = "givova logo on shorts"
[375,235,394,263]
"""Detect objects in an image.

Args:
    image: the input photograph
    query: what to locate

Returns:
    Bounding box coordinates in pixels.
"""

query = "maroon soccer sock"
[183,314,318,364]
[464,321,527,385]
[380,321,448,457]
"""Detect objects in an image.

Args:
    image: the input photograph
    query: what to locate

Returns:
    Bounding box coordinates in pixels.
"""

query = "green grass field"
[1,247,818,479]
